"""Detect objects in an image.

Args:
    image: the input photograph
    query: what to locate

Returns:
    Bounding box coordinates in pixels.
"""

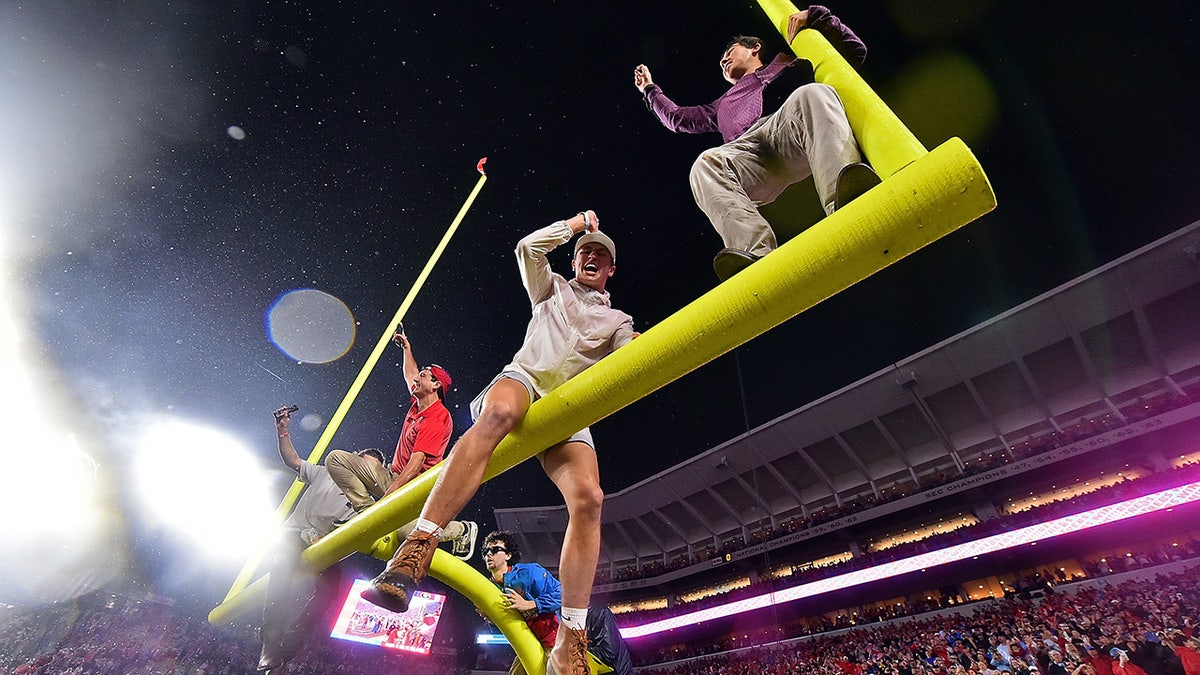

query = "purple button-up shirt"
[642,5,866,143]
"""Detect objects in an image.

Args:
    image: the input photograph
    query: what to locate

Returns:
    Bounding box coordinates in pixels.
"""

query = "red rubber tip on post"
[477,157,487,175]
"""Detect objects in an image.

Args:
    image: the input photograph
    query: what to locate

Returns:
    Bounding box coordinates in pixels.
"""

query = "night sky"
[2,0,1197,615]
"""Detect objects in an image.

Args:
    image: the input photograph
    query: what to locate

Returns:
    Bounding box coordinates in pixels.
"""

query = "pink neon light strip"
[619,481,1200,639]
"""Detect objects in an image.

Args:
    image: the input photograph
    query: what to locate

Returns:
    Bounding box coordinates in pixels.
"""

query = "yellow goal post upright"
[758,0,927,175]
[217,161,488,606]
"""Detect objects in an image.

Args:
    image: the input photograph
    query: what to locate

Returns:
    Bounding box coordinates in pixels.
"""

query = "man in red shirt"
[326,327,477,559]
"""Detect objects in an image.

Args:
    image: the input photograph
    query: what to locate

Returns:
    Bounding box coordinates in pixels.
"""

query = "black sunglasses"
[483,546,508,555]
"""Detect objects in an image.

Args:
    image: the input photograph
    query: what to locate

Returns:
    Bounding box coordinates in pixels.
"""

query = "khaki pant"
[324,449,466,542]
[689,83,862,257]
[325,449,394,512]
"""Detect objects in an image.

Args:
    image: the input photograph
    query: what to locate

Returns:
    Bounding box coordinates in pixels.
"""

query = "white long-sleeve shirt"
[503,220,635,396]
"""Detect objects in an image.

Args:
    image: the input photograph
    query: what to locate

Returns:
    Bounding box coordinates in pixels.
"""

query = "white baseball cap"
[574,230,616,262]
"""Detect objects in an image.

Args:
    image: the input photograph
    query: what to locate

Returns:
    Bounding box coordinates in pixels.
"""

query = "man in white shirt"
[361,210,635,675]
[258,405,360,673]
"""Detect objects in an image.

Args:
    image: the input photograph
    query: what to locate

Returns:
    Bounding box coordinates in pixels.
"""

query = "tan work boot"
[359,530,438,613]
[545,626,590,675]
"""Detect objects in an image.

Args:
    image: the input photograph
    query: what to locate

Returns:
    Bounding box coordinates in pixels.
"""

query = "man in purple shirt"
[634,6,879,281]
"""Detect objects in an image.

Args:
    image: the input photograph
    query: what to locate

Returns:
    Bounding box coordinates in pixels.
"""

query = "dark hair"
[358,448,386,464]
[725,35,764,52]
[483,530,521,563]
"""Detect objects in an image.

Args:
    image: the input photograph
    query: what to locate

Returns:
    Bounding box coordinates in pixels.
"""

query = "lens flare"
[299,413,324,432]
[886,51,999,148]
[266,288,356,363]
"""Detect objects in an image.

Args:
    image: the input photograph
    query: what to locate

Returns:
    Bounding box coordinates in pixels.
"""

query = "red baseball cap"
[427,364,452,398]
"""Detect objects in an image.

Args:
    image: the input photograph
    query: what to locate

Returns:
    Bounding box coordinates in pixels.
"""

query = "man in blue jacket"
[482,530,633,675]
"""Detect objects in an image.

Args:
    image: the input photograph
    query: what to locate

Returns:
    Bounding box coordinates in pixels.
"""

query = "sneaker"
[833,162,881,211]
[713,248,761,282]
[452,521,478,561]
[360,530,438,613]
[299,528,320,545]
[545,626,590,675]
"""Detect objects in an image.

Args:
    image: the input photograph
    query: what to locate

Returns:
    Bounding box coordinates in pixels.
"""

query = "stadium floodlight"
[135,419,276,562]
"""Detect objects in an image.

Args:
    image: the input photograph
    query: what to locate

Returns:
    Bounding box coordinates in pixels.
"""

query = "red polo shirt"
[392,396,452,475]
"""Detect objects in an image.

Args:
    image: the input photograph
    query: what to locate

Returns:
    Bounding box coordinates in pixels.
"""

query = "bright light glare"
[135,420,277,562]
[0,215,120,603]
[0,237,101,540]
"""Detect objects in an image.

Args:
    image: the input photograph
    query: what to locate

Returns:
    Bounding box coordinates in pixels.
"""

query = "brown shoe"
[712,248,760,282]
[360,530,438,613]
[545,626,590,675]
[833,162,881,211]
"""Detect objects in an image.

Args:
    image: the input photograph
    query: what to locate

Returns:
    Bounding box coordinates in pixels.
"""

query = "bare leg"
[420,378,531,525]
[538,440,603,607]
[363,378,530,613]
[540,440,604,675]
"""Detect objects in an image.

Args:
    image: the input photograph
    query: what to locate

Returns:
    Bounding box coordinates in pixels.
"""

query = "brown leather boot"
[360,530,438,613]
[545,626,590,675]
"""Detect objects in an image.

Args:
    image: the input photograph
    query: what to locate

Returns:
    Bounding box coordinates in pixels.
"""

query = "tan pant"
[689,83,862,257]
[325,449,393,512]
[324,449,466,542]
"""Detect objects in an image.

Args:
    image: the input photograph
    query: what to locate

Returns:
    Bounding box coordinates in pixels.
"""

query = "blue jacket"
[500,562,562,615]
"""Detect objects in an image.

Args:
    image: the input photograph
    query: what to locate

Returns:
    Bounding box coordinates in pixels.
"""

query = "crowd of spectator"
[637,561,1200,675]
[0,599,463,674]
[611,462,1200,625]
[597,390,1198,586]
[4,545,1196,673]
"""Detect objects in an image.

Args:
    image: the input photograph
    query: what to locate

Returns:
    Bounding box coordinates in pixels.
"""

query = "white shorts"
[469,371,594,450]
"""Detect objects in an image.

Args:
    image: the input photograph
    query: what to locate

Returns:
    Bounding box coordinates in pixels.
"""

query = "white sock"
[560,606,587,630]
[413,518,442,538]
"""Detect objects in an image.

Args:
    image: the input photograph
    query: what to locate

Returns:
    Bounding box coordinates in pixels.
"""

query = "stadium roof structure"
[496,221,1200,579]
